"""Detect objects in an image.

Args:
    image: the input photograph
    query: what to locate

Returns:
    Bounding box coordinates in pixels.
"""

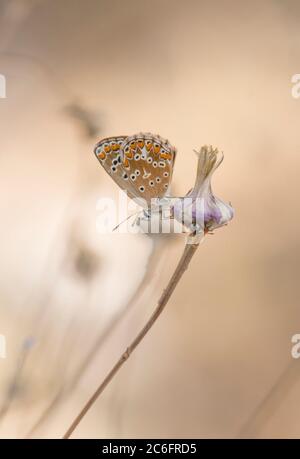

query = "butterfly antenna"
[112,211,141,232]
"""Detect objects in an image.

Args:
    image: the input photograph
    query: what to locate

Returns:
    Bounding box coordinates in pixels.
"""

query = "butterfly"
[94,133,177,210]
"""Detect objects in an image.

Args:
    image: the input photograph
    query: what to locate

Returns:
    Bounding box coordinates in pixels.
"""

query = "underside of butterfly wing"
[94,136,138,201]
[94,133,177,208]
[121,133,177,205]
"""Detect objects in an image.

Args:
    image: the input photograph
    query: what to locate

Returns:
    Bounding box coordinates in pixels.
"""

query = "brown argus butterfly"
[94,133,177,208]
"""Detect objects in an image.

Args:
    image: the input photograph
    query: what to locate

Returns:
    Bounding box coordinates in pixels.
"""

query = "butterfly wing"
[121,133,176,205]
[94,136,138,201]
[94,133,176,207]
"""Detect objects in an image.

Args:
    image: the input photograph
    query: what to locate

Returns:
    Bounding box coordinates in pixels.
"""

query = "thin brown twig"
[63,239,200,439]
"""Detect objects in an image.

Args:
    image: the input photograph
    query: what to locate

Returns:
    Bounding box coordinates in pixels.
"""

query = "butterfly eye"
[125,146,130,153]
[139,186,145,193]
[112,159,118,166]
[118,140,123,145]
[153,161,157,168]
[149,180,154,187]
[134,154,140,160]
[163,171,169,177]
[156,177,161,183]
[111,166,117,172]
[159,161,165,168]
[147,157,153,163]
[141,154,147,160]
[135,170,140,176]
[130,174,136,181]
[123,173,128,180]
[164,183,168,189]
[146,140,151,145]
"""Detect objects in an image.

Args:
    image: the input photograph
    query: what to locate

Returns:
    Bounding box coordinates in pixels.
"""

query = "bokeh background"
[0,0,300,439]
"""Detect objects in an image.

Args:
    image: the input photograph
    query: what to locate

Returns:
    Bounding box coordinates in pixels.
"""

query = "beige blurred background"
[0,0,300,439]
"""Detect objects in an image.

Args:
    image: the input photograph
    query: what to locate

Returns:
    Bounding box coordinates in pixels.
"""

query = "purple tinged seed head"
[173,145,234,233]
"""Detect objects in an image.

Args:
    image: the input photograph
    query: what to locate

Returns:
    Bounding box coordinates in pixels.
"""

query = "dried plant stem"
[63,240,200,439]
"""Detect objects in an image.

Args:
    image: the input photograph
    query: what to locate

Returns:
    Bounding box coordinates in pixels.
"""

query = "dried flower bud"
[172,145,234,234]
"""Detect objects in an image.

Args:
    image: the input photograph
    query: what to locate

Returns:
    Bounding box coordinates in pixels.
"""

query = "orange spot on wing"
[160,153,172,160]
[146,142,153,151]
[98,151,106,160]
